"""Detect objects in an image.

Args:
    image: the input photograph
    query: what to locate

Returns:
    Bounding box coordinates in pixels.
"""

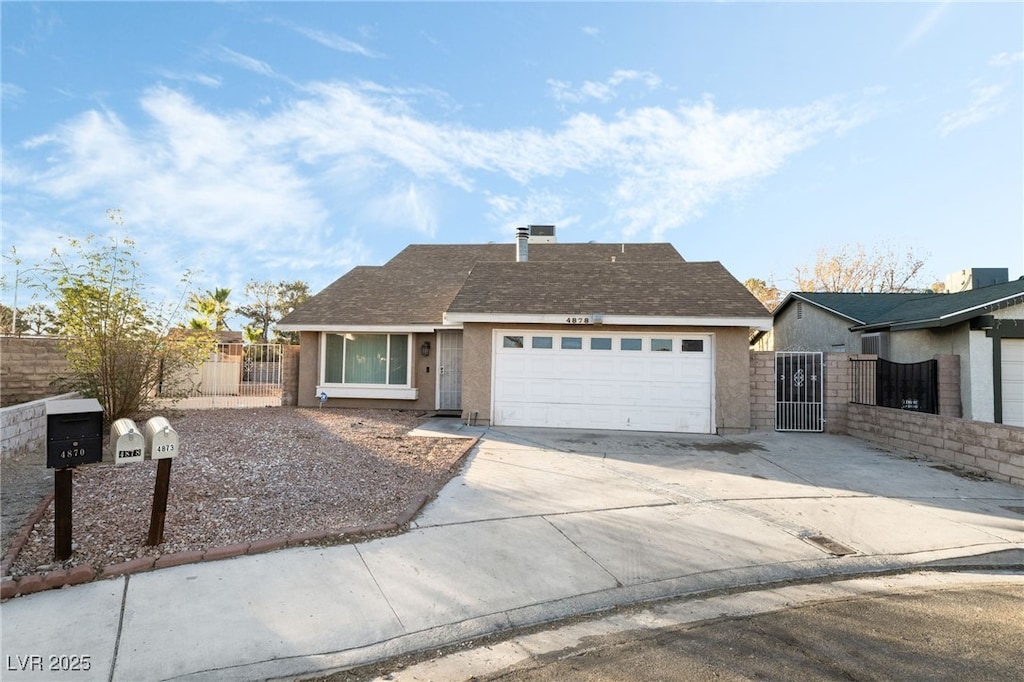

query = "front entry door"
[436,330,463,411]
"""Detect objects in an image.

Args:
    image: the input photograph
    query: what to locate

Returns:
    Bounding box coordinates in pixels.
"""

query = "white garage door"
[492,331,714,433]
[1002,339,1024,427]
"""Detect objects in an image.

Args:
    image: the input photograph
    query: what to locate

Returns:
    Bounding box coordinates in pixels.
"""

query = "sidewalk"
[2,426,1022,681]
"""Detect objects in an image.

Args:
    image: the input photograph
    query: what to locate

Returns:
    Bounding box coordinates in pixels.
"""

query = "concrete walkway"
[2,425,1022,681]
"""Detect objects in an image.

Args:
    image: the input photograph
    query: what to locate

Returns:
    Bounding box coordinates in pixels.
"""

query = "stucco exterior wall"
[460,323,495,424]
[713,327,753,434]
[295,331,438,412]
[773,303,861,353]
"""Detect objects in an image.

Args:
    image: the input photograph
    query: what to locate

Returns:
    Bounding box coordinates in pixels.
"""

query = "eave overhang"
[443,312,773,331]
[276,323,446,333]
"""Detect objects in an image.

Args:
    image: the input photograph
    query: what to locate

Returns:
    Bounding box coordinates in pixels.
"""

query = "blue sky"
[3,2,1022,324]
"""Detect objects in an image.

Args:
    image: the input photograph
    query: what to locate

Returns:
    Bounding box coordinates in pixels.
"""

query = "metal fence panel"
[849,357,938,414]
[157,343,283,409]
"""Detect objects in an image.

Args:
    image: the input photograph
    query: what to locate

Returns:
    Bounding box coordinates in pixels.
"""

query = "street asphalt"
[2,421,1022,681]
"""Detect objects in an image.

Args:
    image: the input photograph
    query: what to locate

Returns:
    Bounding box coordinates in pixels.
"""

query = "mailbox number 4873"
[156,444,175,453]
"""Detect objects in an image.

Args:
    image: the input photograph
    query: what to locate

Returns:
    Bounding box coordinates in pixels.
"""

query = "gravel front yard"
[3,408,473,582]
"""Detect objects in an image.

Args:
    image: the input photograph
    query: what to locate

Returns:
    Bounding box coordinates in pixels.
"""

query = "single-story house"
[754,273,1024,426]
[278,227,772,434]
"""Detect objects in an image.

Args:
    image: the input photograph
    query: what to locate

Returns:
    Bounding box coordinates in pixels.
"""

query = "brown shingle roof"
[447,261,768,318]
[278,242,765,327]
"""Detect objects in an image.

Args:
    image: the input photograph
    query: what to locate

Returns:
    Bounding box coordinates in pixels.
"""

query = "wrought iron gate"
[775,352,823,432]
[158,343,284,408]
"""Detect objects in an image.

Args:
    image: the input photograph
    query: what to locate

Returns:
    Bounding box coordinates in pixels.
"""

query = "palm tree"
[187,288,232,330]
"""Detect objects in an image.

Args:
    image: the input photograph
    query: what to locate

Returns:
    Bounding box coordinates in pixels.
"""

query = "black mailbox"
[46,399,104,469]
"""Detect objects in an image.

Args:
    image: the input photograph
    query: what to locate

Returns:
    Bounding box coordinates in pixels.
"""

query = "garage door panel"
[589,357,617,378]
[618,358,645,377]
[589,383,622,403]
[1003,339,1024,427]
[495,379,529,401]
[680,409,713,432]
[647,383,679,402]
[530,357,561,378]
[493,332,714,433]
[647,358,677,377]
[558,382,587,401]
[531,382,559,401]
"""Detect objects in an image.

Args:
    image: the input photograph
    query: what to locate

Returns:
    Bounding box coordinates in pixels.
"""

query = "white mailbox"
[110,418,145,465]
[145,416,179,460]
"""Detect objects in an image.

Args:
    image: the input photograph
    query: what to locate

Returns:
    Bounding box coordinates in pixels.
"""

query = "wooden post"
[147,459,173,546]
[54,468,73,560]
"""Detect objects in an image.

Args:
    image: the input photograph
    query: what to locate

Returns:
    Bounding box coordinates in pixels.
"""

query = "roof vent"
[527,224,556,244]
[515,226,529,262]
[945,268,1008,292]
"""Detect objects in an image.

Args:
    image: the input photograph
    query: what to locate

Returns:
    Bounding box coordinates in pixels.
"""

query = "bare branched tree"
[792,243,928,293]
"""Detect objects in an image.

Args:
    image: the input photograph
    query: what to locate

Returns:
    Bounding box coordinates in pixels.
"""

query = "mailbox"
[110,418,145,465]
[145,417,179,460]
[46,399,103,468]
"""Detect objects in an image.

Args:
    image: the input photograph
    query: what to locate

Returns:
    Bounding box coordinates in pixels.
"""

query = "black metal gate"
[776,352,823,432]
[876,358,938,412]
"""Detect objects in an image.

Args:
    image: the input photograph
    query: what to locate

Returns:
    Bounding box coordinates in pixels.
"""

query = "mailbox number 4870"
[60,448,86,459]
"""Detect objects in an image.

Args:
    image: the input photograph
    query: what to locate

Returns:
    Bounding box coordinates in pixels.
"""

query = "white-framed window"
[322,333,410,386]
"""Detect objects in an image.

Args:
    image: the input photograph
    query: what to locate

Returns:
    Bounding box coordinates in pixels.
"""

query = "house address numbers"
[566,316,592,324]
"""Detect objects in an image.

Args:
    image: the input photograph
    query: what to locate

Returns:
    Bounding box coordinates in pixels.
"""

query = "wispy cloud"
[219,47,278,79]
[484,189,579,233]
[549,69,662,104]
[6,77,858,284]
[291,25,379,58]
[154,69,223,88]
[990,51,1024,67]
[582,26,600,37]
[938,83,1007,137]
[1,82,27,106]
[900,1,951,52]
[362,183,438,236]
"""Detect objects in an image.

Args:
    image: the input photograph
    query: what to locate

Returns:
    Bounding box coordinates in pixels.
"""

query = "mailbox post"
[144,417,179,545]
[45,399,103,560]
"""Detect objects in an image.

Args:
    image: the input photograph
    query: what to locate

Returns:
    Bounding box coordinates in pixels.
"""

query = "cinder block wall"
[280,345,300,407]
[937,354,962,417]
[847,403,1023,486]
[749,351,775,431]
[1,337,71,407]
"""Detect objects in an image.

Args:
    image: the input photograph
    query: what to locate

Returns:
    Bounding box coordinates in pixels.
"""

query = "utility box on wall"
[46,399,103,468]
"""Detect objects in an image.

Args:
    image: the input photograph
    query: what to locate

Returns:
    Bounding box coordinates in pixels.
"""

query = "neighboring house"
[756,273,1024,426]
[278,228,772,434]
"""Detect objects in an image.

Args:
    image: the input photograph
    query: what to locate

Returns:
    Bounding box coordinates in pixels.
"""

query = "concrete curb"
[199,548,1024,682]
[0,435,479,601]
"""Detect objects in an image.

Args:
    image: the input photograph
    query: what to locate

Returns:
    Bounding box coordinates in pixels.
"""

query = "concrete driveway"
[2,424,1021,681]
